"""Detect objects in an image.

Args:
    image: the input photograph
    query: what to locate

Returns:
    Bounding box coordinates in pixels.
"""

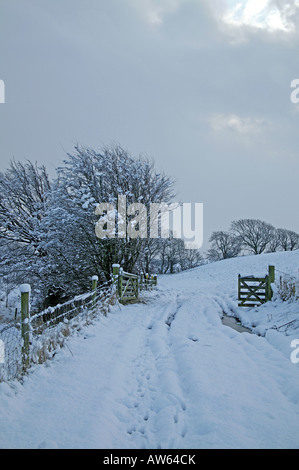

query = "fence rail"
[0,265,158,383]
[0,277,114,383]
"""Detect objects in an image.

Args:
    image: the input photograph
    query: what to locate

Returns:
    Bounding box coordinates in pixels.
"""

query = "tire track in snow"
[96,274,299,448]
[120,294,189,448]
[104,287,299,449]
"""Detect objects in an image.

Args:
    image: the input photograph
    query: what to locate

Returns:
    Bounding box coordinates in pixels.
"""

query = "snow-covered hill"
[0,250,298,449]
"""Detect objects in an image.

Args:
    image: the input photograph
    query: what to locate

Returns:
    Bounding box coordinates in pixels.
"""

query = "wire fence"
[0,279,115,383]
[277,271,299,302]
[0,323,22,382]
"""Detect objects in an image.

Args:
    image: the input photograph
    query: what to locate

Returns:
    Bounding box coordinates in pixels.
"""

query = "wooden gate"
[238,265,275,307]
[112,264,138,303]
[112,265,157,303]
[139,273,157,291]
[118,271,139,302]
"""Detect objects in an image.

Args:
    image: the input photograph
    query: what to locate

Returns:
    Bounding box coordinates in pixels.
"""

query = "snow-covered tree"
[157,235,203,274]
[207,231,241,261]
[39,143,175,301]
[0,159,50,248]
[179,246,203,270]
[0,160,51,303]
[230,219,275,255]
[0,146,176,307]
[277,228,299,251]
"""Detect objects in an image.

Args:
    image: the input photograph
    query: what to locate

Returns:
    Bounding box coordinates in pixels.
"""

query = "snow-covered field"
[0,250,298,449]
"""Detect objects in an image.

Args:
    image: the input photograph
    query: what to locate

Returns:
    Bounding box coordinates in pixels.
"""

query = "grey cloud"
[0,0,298,250]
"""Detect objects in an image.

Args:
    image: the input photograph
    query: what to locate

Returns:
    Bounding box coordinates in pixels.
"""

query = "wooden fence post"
[119,267,123,299]
[92,275,98,308]
[20,284,30,373]
[265,275,271,302]
[268,265,275,284]
[112,264,121,298]
[112,264,119,286]
[268,266,275,300]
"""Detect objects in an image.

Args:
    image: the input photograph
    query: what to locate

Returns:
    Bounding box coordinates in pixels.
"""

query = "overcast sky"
[0,0,299,251]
